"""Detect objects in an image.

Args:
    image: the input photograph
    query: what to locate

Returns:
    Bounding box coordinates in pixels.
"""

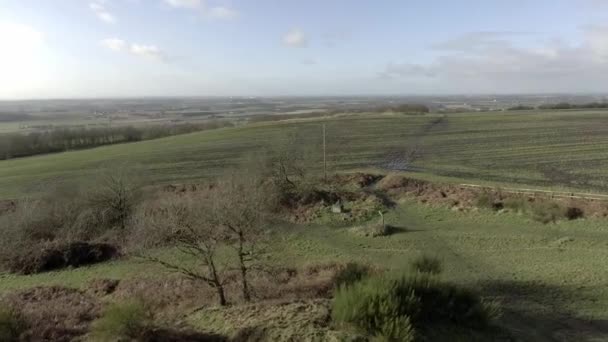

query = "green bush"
[565,207,584,220]
[0,307,27,342]
[475,192,502,211]
[332,274,419,340]
[411,255,442,275]
[503,197,528,213]
[333,273,496,340]
[334,262,371,288]
[532,202,563,224]
[90,300,152,341]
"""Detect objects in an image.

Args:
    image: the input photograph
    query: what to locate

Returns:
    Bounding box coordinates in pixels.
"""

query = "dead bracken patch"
[1,286,101,342]
[376,173,608,219]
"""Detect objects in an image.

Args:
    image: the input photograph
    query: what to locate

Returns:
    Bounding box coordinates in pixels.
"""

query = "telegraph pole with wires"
[323,123,327,182]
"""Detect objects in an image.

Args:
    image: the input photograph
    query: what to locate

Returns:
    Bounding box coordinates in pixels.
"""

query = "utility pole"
[323,123,327,182]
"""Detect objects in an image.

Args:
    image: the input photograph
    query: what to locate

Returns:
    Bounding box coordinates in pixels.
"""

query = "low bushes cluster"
[0,171,140,274]
[474,191,585,224]
[332,273,497,341]
[7,241,118,275]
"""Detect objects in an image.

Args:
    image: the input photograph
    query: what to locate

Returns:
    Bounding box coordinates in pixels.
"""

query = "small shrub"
[334,262,371,288]
[565,207,584,220]
[503,197,528,213]
[532,202,563,224]
[475,192,502,211]
[90,300,152,341]
[333,273,496,339]
[0,307,28,342]
[411,255,442,275]
[332,275,419,338]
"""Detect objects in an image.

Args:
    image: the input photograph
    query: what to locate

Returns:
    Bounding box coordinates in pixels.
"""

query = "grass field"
[3,109,608,339]
[3,109,608,199]
[2,199,608,339]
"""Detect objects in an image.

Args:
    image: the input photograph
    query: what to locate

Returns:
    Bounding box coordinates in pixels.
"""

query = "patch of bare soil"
[1,286,101,342]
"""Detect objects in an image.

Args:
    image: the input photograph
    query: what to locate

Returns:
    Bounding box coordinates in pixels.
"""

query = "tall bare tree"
[209,174,273,302]
[131,194,229,306]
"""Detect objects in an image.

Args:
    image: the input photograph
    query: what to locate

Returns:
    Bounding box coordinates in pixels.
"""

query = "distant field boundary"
[459,183,608,201]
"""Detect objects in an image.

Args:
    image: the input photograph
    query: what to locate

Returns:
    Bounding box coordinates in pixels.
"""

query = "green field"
[3,109,608,339]
[3,109,608,199]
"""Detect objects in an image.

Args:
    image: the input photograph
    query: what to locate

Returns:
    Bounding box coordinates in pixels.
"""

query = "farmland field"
[2,109,608,199]
[4,109,608,339]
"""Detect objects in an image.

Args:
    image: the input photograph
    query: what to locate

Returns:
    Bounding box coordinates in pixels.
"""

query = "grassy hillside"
[3,109,608,199]
[2,199,608,339]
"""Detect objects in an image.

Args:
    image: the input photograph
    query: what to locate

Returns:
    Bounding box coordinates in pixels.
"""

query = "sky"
[1,0,608,99]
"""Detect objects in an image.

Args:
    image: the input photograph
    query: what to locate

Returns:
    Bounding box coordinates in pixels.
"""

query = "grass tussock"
[411,255,443,275]
[0,307,28,342]
[333,262,372,288]
[89,300,152,342]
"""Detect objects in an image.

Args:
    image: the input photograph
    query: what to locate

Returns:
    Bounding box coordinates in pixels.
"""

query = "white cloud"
[101,38,166,61]
[283,29,307,48]
[129,44,165,60]
[165,0,239,20]
[208,6,238,19]
[164,0,202,9]
[100,38,126,51]
[378,28,608,93]
[89,1,116,24]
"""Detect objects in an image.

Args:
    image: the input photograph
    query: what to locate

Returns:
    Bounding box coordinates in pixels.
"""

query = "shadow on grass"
[479,280,608,342]
[143,328,228,342]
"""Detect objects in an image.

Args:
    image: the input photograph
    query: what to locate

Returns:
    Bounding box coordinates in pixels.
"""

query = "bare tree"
[209,174,273,302]
[89,167,141,230]
[131,194,229,306]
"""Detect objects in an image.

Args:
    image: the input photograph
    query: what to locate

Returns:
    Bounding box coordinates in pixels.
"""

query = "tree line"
[509,102,608,111]
[0,121,234,160]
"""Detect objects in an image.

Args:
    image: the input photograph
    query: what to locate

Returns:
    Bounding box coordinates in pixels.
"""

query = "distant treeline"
[0,121,234,160]
[509,102,608,111]
[328,103,430,115]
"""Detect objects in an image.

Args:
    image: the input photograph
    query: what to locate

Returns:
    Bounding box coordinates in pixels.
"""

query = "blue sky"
[1,0,608,99]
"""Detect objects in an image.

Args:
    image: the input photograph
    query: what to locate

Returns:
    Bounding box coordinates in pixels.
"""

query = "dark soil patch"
[0,199,16,216]
[8,242,119,275]
[142,328,228,342]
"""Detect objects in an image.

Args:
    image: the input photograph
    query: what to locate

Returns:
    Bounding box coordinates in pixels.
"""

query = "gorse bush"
[565,206,584,220]
[90,300,152,341]
[333,273,497,341]
[475,192,503,211]
[531,201,563,224]
[503,197,528,213]
[332,274,419,341]
[411,255,442,275]
[0,307,27,342]
[333,262,371,288]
